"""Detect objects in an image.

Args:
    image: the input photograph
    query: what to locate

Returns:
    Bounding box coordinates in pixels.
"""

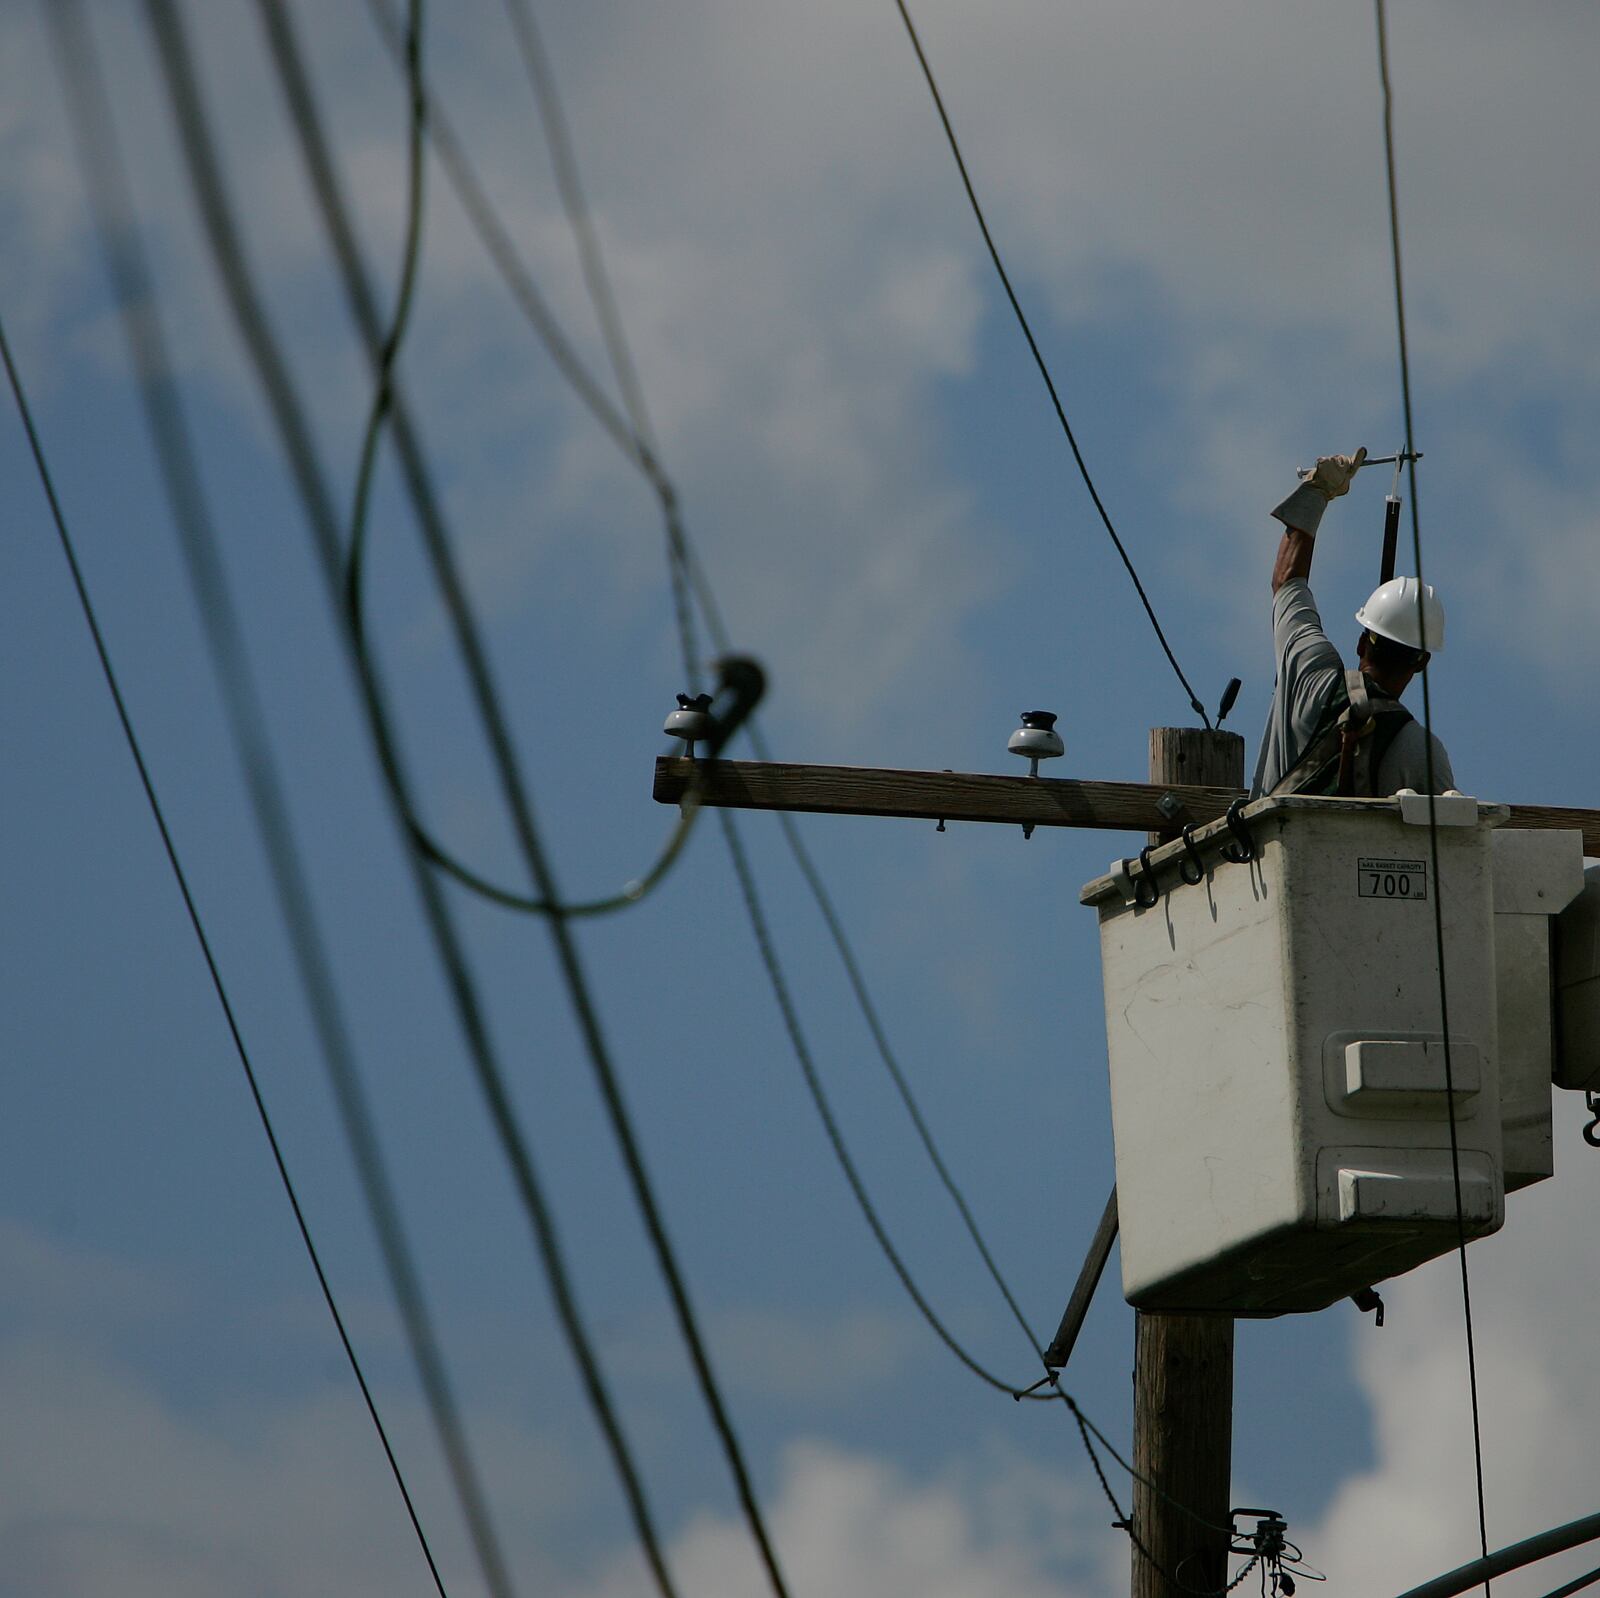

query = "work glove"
[1270,447,1367,536]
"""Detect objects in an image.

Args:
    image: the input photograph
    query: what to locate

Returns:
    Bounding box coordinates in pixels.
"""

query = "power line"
[439,0,1162,1447]
[0,303,450,1598]
[246,3,788,1587]
[891,0,1210,729]
[717,807,1056,1402]
[497,0,661,462]
[351,0,704,924]
[368,10,1261,1582]
[497,7,1275,1566]
[1392,1512,1600,1598]
[345,0,427,658]
[162,2,785,1592]
[353,6,1244,1570]
[458,0,1072,1403]
[1374,4,1492,1585]
[50,2,517,1591]
[354,0,712,910]
[135,0,680,1590]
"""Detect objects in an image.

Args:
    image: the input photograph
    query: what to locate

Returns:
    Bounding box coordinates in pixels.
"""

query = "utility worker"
[1251,448,1454,799]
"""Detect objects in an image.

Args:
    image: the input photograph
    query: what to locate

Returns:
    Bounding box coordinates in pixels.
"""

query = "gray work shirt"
[1250,578,1454,798]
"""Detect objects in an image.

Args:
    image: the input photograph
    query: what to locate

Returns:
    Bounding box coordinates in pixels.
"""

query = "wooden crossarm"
[653,757,1600,854]
[654,757,1243,836]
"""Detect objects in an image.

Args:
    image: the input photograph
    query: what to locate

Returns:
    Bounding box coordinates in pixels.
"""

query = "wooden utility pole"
[1131,728,1243,1598]
[651,742,1600,1595]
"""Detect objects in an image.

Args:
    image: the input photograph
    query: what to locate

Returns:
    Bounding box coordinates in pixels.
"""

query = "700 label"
[1357,856,1428,901]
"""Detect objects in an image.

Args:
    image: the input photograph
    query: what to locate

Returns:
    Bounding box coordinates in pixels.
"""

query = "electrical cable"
[721,787,1256,1566]
[496,0,661,464]
[762,786,1045,1359]
[345,0,708,926]
[487,0,708,693]
[1068,1395,1247,1598]
[1374,6,1492,1586]
[1540,1563,1600,1598]
[716,806,1058,1403]
[355,6,1249,1573]
[373,0,1062,1391]
[49,3,518,1591]
[437,12,1256,1567]
[0,303,450,1598]
[485,15,1273,1580]
[345,0,426,659]
[363,0,711,686]
[891,0,1211,729]
[352,0,708,914]
[193,4,789,1592]
[136,2,682,1590]
[249,5,786,1586]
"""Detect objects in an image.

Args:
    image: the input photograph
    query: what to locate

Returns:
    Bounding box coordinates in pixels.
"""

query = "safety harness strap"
[1271,671,1413,799]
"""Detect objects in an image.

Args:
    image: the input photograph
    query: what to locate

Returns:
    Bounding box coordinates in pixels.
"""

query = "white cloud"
[0,1222,587,1598]
[10,0,1599,718]
[571,1437,1115,1598]
[1307,1095,1600,1596]
[1458,456,1600,686]
[0,1219,1132,1598]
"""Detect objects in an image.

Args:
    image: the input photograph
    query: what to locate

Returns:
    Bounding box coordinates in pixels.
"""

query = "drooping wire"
[425,7,1251,1558]
[354,0,710,906]
[137,2,683,1591]
[1067,1391,1249,1597]
[244,6,791,1593]
[716,807,1056,1402]
[355,5,1252,1573]
[891,0,1210,729]
[429,0,1073,1403]
[341,0,708,925]
[763,790,1045,1357]
[719,746,1261,1572]
[49,3,517,1591]
[1375,5,1492,1586]
[0,303,450,1598]
[489,13,1278,1580]
[366,0,1057,1384]
[406,11,1272,1584]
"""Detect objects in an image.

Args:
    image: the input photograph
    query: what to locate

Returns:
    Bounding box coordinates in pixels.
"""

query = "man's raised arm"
[1268,448,1367,593]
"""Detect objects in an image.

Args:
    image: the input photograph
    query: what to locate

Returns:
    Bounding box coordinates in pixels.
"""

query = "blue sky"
[2,2,1599,1594]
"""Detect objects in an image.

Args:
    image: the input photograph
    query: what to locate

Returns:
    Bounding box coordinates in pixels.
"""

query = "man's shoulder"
[1380,717,1455,792]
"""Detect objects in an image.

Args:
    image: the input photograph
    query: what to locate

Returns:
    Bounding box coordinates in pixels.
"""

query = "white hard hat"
[1355,576,1445,655]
